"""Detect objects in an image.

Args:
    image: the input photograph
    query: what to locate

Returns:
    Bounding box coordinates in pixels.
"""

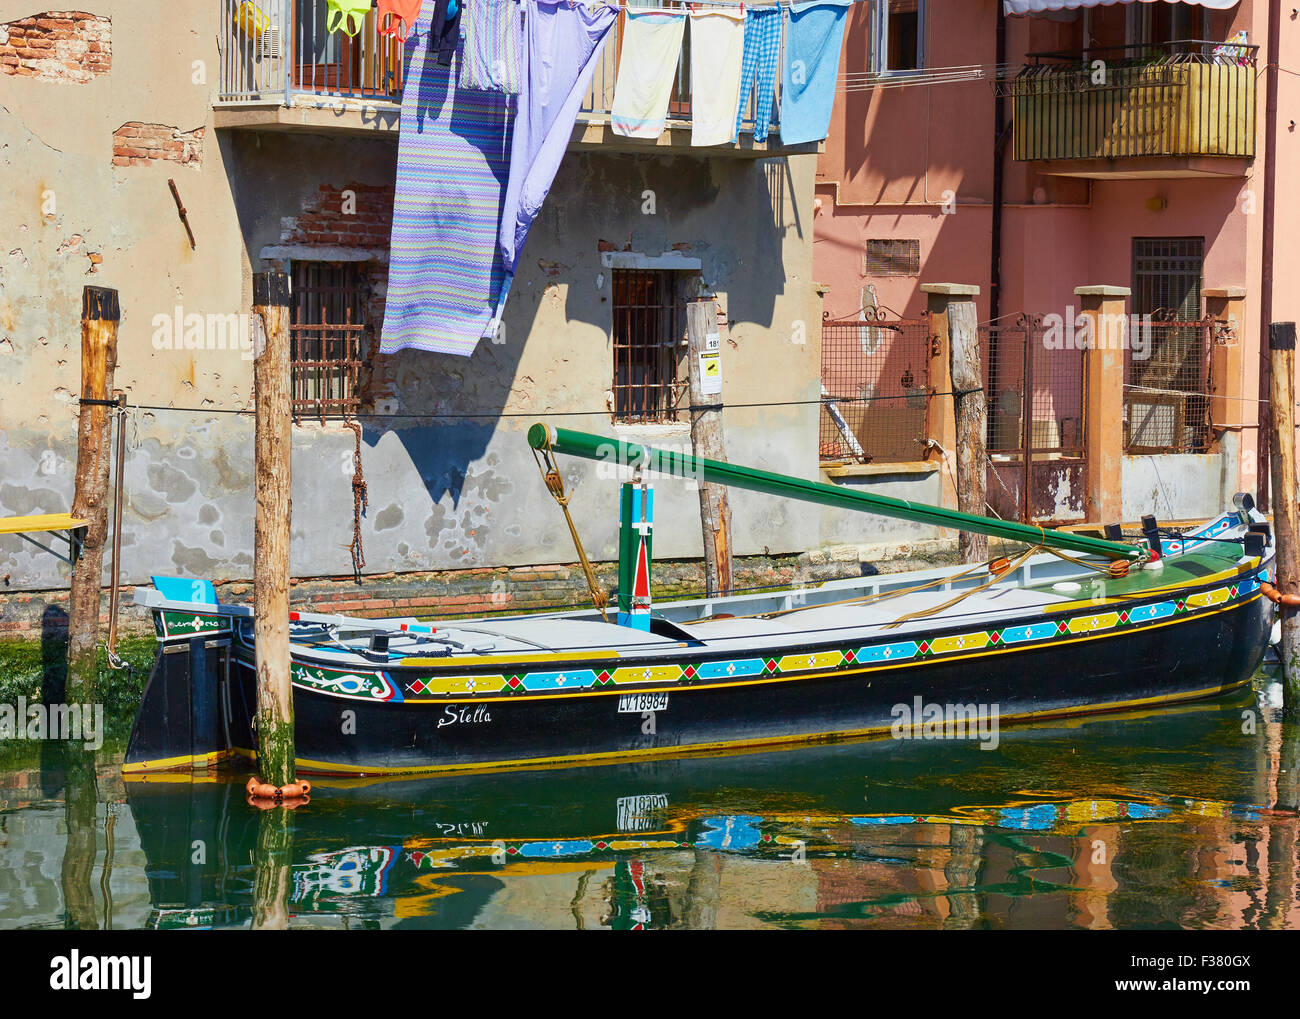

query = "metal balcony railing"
[217,0,783,137]
[1011,39,1258,163]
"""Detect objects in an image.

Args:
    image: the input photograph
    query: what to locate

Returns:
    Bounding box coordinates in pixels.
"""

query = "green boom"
[528,424,1142,562]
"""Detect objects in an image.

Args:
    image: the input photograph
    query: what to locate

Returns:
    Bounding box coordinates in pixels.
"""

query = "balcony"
[214,0,815,157]
[1011,39,1257,180]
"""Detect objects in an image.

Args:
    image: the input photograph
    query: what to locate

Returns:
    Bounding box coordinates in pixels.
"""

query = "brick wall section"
[112,122,204,168]
[0,11,111,83]
[281,183,395,250]
[0,549,954,642]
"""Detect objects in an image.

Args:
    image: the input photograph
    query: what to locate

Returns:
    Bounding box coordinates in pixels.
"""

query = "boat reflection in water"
[106,681,1300,930]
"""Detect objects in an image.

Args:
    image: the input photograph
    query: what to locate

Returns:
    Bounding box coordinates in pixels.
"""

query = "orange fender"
[1260,581,1300,607]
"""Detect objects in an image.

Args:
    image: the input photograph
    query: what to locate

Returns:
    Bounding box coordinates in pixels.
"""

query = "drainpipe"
[1256,0,1281,512]
[990,2,1008,330]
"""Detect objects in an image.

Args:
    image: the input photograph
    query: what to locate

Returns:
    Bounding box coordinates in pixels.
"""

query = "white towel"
[610,9,687,139]
[689,8,745,147]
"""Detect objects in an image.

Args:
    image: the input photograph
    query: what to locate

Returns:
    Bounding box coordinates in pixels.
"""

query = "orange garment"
[379,0,424,41]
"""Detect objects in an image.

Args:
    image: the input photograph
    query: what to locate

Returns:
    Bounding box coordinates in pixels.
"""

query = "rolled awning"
[1005,0,1239,15]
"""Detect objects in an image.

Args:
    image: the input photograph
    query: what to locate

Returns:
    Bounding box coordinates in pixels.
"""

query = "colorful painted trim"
[292,661,400,703]
[156,611,230,639]
[390,572,1265,702]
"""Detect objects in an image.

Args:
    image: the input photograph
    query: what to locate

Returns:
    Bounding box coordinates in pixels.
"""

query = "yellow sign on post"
[698,352,722,396]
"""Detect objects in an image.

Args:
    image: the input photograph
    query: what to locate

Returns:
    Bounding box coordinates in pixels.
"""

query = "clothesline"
[494,0,872,9]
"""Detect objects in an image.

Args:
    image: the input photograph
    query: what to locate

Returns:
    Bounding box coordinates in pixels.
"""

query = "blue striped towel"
[380,1,515,356]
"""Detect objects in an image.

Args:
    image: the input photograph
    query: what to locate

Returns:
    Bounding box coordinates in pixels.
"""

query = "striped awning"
[1005,0,1239,15]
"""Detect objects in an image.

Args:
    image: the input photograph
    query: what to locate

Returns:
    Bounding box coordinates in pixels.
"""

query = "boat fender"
[245,776,312,804]
[1260,581,1300,608]
[247,793,310,811]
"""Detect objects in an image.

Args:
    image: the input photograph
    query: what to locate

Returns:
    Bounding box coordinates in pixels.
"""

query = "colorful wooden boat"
[123,427,1277,777]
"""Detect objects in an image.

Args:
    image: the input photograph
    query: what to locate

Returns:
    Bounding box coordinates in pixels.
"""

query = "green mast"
[528,424,1142,562]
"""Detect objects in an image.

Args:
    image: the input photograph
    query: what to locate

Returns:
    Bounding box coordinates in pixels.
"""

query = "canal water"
[2,672,1298,930]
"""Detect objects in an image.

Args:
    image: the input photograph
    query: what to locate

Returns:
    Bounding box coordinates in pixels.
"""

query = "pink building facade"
[814,0,1299,522]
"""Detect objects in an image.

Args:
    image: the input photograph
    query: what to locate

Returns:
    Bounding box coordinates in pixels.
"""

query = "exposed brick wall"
[281,183,395,250]
[112,122,204,168]
[0,11,111,83]
[0,549,954,642]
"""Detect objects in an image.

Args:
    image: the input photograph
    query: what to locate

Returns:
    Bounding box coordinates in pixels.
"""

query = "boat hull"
[125,566,1274,777]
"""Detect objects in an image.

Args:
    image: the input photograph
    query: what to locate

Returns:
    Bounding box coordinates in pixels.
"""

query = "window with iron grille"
[611,269,687,424]
[1126,237,1209,453]
[289,261,367,420]
[864,238,921,276]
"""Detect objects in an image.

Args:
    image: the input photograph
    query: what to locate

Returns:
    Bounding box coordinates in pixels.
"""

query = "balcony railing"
[1011,39,1257,163]
[218,0,782,137]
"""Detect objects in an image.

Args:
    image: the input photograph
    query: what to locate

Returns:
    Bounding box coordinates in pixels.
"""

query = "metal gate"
[982,314,1088,525]
[819,309,933,466]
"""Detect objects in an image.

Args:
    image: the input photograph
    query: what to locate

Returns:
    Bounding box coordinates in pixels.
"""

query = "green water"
[1,670,1298,930]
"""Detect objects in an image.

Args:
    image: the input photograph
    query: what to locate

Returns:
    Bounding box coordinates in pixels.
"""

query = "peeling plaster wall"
[1121,454,1228,522]
[1,1,938,595]
[0,1,251,592]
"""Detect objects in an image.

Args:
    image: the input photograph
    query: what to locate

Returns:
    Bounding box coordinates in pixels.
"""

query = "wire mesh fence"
[1124,313,1213,453]
[982,314,1086,524]
[819,311,932,465]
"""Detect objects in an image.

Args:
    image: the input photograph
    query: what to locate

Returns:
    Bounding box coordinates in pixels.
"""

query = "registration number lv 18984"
[617,692,669,713]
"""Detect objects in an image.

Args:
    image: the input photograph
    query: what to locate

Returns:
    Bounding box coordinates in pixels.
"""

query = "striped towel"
[380,1,514,356]
[734,5,782,143]
[610,9,686,139]
[689,8,745,147]
[458,0,523,94]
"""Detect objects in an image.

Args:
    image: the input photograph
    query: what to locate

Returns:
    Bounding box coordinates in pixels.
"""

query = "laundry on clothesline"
[779,0,848,146]
[689,7,746,147]
[380,0,514,356]
[325,0,373,37]
[378,0,425,41]
[459,0,525,94]
[610,8,687,139]
[733,4,782,143]
[428,0,463,63]
[499,0,618,273]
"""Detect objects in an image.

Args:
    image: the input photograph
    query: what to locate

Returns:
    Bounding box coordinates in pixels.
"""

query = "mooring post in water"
[1266,321,1300,716]
[1076,286,1129,528]
[67,286,120,701]
[252,271,295,788]
[251,808,293,929]
[924,285,986,563]
[685,299,733,597]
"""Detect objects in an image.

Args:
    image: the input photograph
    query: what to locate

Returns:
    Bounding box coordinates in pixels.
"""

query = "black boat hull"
[124,567,1274,777]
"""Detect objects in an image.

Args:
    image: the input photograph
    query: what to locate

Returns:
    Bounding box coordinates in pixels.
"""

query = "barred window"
[289,261,367,420]
[1125,237,1209,453]
[611,269,687,425]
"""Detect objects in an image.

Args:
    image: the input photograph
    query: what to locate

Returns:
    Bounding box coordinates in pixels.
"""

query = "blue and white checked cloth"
[733,5,782,143]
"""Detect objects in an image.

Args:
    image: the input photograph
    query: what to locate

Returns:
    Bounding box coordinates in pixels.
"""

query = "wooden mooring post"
[685,299,733,597]
[924,285,987,563]
[252,272,296,787]
[67,286,120,700]
[1267,322,1300,717]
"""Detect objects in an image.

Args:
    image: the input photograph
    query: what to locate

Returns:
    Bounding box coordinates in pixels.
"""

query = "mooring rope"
[532,442,609,623]
[343,419,368,583]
